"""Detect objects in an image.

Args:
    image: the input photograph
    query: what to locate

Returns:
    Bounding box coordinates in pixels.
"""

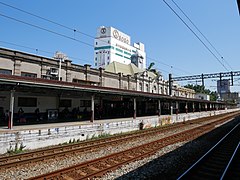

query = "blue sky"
[0,0,239,91]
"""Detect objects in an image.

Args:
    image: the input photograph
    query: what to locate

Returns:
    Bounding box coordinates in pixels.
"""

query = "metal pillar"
[169,74,172,96]
[9,90,15,129]
[58,58,62,81]
[231,71,233,86]
[133,98,136,119]
[199,103,201,112]
[201,73,204,87]
[176,101,179,114]
[158,99,161,116]
[118,72,122,89]
[192,102,195,113]
[91,95,94,122]
[185,102,188,114]
[205,103,207,111]
[170,101,173,115]
[224,103,227,110]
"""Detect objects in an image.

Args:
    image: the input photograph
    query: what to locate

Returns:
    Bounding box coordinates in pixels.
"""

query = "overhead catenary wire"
[0,40,90,64]
[163,0,229,72]
[170,0,233,70]
[0,40,40,52]
[147,56,191,75]
[0,13,93,48]
[0,1,194,76]
[1,39,180,77]
[0,1,110,46]
[0,14,188,77]
[0,1,95,39]
[1,39,180,79]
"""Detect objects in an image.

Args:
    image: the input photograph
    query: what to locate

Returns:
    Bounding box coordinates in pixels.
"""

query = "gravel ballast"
[0,117,239,180]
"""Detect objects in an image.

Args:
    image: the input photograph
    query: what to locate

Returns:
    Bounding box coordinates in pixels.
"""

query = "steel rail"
[0,119,193,168]
[221,142,240,180]
[177,122,240,179]
[220,141,240,180]
[28,114,237,180]
[0,112,229,169]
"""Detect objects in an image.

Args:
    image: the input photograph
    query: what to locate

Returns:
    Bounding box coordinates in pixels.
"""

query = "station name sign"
[112,30,130,45]
[99,27,130,45]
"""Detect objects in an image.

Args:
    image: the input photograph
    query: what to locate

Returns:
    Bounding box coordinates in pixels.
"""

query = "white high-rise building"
[94,26,146,69]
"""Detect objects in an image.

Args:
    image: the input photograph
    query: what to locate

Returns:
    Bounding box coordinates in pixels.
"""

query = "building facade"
[94,26,146,69]
[217,79,230,95]
[195,93,210,101]
[0,47,196,114]
[1,46,232,129]
[221,92,239,103]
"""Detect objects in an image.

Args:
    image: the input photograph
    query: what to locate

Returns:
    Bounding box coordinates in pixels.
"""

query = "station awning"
[0,74,224,104]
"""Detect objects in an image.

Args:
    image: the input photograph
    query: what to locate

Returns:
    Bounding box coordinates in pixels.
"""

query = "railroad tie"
[61,174,75,180]
[100,161,111,167]
[76,170,87,176]
[89,165,100,171]
[108,159,119,164]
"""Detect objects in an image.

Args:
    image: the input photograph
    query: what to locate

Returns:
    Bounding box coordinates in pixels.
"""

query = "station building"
[0,46,228,129]
[0,27,236,153]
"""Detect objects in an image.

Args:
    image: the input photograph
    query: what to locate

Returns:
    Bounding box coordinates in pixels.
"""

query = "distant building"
[94,26,146,70]
[195,93,210,101]
[221,92,239,103]
[217,79,230,95]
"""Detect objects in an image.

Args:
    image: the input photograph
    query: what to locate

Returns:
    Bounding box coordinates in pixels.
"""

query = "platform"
[0,109,238,154]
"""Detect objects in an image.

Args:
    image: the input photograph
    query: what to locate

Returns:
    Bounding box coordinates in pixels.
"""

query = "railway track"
[0,112,232,170]
[0,122,189,169]
[29,112,239,180]
[178,122,240,179]
[222,142,240,179]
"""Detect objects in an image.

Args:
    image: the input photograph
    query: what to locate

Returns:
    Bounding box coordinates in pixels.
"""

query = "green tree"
[184,84,217,101]
[147,62,155,71]
[209,91,217,101]
[147,62,161,77]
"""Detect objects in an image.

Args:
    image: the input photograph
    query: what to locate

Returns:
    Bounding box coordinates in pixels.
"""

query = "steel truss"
[171,71,240,86]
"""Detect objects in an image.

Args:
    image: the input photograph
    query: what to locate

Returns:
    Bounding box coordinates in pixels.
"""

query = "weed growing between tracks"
[7,142,26,155]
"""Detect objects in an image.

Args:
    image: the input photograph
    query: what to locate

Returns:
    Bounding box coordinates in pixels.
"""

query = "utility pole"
[54,51,67,81]
[201,73,204,87]
[169,73,172,96]
[58,58,62,81]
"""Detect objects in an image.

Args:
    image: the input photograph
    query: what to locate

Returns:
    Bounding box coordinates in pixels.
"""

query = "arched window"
[146,84,149,92]
[153,86,157,93]
[139,83,143,91]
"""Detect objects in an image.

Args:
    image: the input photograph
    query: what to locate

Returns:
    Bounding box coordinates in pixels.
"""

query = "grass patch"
[7,142,26,155]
